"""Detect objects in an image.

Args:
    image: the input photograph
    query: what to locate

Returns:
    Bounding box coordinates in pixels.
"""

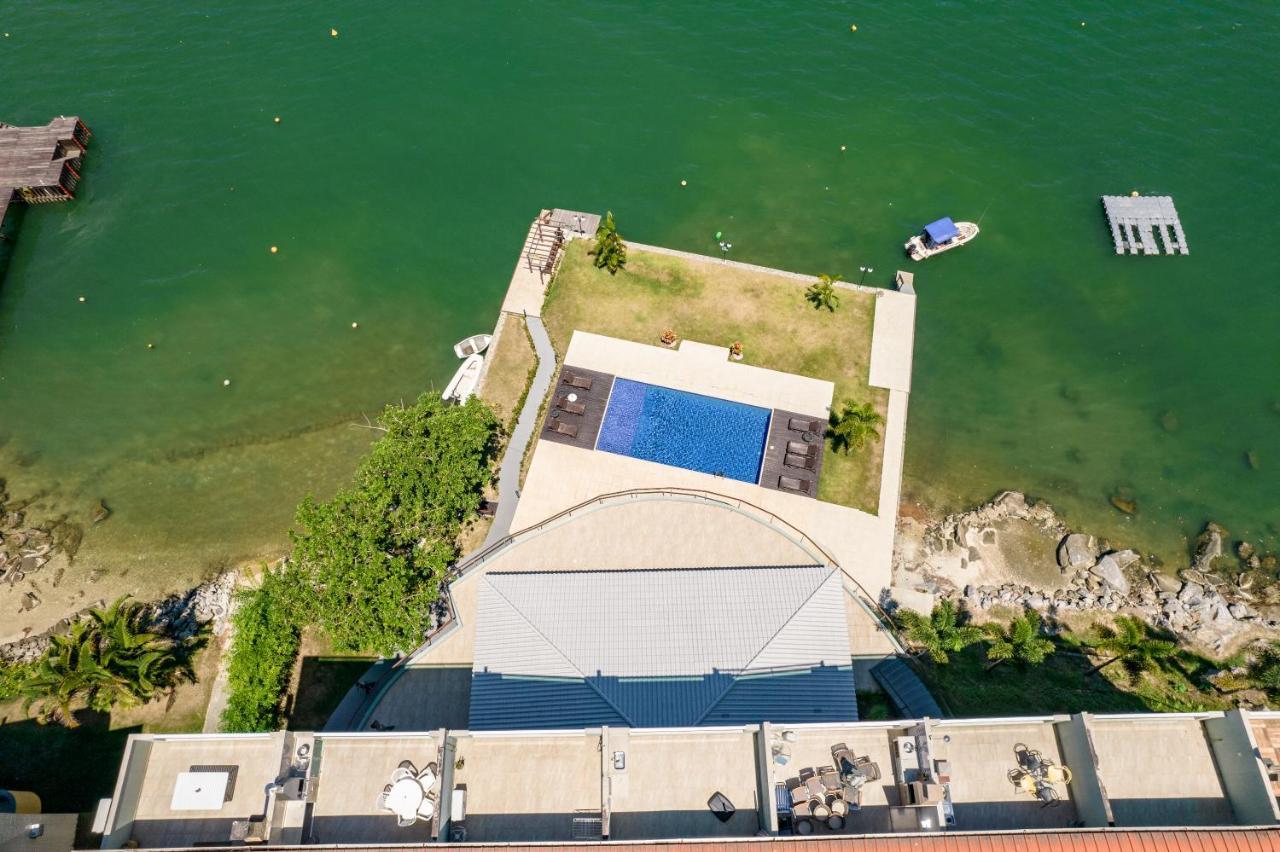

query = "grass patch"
[478,314,538,431]
[284,630,375,731]
[857,689,894,721]
[543,241,887,512]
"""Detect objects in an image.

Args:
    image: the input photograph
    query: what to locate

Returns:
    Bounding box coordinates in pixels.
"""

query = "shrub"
[219,567,304,732]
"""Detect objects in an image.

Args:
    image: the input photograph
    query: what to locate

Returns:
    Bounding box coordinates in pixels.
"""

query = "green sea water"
[1,1,1276,596]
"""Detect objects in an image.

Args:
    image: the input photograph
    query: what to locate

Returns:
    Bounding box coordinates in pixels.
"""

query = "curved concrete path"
[483,313,555,547]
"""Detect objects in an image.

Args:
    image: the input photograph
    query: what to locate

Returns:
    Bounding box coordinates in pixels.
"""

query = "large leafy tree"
[805,274,842,312]
[895,600,985,664]
[591,211,627,274]
[827,399,884,455]
[290,395,498,655]
[1084,615,1177,680]
[984,610,1056,671]
[22,596,203,725]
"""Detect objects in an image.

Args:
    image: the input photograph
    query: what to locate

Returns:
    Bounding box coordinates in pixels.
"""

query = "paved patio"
[565,332,834,416]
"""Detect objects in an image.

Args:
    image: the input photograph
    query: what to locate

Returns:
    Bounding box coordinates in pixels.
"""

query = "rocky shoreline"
[0,570,236,666]
[893,491,1279,654]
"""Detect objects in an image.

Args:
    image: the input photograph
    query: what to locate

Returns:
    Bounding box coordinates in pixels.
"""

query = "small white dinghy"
[453,333,492,359]
[442,353,484,403]
[904,216,979,261]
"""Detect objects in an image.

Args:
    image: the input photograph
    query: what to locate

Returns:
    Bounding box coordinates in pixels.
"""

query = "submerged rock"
[90,498,111,525]
[1109,492,1138,516]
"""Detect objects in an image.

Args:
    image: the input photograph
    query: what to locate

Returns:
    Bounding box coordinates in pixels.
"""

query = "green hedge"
[0,660,34,702]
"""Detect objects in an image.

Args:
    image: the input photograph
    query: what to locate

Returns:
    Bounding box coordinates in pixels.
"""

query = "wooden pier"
[1101,194,1188,256]
[0,116,92,235]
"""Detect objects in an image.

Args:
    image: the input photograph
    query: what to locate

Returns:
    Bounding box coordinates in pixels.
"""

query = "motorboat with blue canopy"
[905,215,979,260]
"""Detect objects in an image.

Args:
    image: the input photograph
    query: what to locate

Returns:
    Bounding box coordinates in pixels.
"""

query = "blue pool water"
[597,379,771,483]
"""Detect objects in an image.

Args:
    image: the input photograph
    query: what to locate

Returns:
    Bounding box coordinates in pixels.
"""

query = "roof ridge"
[483,574,635,725]
[694,565,836,725]
[483,563,823,576]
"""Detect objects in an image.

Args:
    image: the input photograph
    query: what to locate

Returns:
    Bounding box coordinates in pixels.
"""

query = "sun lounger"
[786,440,818,457]
[546,419,579,438]
[563,373,593,390]
[556,396,586,416]
[788,416,823,433]
[784,452,817,471]
[778,475,813,495]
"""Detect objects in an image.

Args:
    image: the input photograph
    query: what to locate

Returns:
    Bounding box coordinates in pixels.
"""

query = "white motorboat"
[442,353,484,403]
[453,333,492,359]
[904,217,979,261]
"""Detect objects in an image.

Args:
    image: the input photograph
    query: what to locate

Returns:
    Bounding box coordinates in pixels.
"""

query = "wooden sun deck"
[540,365,615,450]
[758,409,827,499]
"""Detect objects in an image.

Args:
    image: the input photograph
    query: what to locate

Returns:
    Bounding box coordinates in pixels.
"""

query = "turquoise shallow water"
[1,1,1277,593]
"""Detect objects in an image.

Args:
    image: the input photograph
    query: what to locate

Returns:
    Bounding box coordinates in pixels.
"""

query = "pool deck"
[564,332,835,417]
[512,300,915,595]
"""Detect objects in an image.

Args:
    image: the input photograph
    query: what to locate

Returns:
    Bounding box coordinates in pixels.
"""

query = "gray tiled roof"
[469,566,857,729]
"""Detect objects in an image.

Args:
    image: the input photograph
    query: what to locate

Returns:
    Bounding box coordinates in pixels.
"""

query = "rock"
[1228,603,1250,619]
[21,591,40,610]
[1057,533,1098,571]
[1109,491,1138,516]
[1238,541,1256,560]
[1245,450,1260,470]
[90,498,111,525]
[1178,581,1204,604]
[1160,411,1180,432]
[1192,522,1226,573]
[1090,554,1130,594]
[1246,554,1261,570]
[981,528,997,546]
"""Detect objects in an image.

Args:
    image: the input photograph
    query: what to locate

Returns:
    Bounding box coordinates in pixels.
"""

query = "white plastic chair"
[391,767,416,783]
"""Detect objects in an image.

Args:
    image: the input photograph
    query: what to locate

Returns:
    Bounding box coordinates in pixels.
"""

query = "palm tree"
[895,600,986,664]
[591,211,627,274]
[21,596,203,726]
[984,611,1056,671]
[805,274,842,311]
[827,400,884,454]
[1084,616,1177,680]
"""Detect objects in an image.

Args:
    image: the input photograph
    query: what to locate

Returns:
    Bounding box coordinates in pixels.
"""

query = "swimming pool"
[596,378,771,483]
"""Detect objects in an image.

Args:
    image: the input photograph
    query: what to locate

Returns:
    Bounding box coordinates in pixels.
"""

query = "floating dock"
[1101,194,1188,256]
[0,116,92,235]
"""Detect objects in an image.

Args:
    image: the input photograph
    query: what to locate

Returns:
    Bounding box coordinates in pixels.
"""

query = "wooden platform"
[758,409,827,499]
[0,116,91,231]
[540,365,615,450]
[549,209,601,238]
[1101,194,1188,255]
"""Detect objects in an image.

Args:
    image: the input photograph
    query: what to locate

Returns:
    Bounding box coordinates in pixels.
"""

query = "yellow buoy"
[351,322,359,329]
[273,116,281,124]
[330,28,339,37]
[1081,21,1086,27]
[146,343,155,349]
[840,145,847,151]
[270,245,279,253]
[78,295,86,303]
[223,379,232,387]
[1131,190,1140,197]
[680,179,687,187]
[850,24,857,32]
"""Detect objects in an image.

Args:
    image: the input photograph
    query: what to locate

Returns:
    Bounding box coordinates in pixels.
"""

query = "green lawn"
[543,241,888,513]
[478,314,537,432]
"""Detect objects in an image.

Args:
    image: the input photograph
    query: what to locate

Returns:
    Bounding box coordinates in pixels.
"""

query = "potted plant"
[660,329,678,347]
[729,342,744,361]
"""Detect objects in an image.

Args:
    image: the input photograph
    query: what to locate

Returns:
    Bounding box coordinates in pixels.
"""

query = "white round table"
[385,778,424,821]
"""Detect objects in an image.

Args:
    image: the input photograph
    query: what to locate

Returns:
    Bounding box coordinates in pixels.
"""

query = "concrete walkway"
[483,313,556,547]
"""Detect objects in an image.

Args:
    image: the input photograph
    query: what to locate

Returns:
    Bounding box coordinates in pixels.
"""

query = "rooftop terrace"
[100,711,1280,848]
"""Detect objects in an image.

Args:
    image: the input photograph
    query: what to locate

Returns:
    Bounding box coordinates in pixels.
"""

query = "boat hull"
[905,221,980,261]
[453,333,492,359]
[442,353,484,403]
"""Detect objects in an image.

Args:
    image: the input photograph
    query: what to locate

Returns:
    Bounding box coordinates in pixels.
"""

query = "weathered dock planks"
[0,116,92,233]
